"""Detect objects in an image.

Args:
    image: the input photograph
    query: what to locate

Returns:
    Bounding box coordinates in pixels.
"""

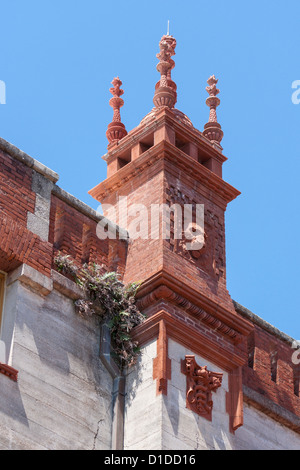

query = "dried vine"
[54,253,145,369]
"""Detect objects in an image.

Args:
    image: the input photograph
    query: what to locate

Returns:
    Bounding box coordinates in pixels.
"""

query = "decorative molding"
[181,355,223,421]
[102,106,226,164]
[136,282,245,344]
[132,310,245,370]
[88,121,239,207]
[0,362,18,382]
[136,270,254,337]
[153,319,171,395]
[91,141,237,207]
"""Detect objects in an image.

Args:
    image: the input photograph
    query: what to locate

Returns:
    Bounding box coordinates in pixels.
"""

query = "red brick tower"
[89,34,253,436]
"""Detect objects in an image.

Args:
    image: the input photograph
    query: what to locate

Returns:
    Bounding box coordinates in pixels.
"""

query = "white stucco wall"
[124,339,163,449]
[0,273,114,450]
[124,337,300,450]
[234,402,300,450]
[1,268,299,450]
[162,339,230,450]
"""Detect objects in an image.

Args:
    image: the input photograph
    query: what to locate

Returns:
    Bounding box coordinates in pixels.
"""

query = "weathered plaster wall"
[124,338,300,450]
[165,340,300,450]
[162,339,229,450]
[124,339,163,449]
[0,269,113,450]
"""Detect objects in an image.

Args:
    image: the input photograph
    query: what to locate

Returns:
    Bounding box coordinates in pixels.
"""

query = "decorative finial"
[153,34,177,109]
[203,75,223,145]
[106,77,127,145]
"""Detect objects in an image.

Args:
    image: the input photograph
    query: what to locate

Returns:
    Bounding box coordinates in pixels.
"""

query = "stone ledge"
[243,385,300,434]
[234,300,295,346]
[7,264,53,296]
[0,137,59,183]
[51,269,83,300]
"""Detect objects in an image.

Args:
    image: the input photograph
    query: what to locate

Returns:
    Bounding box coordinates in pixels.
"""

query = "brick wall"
[49,194,127,277]
[0,149,35,223]
[243,321,300,417]
[0,146,125,280]
[0,149,52,276]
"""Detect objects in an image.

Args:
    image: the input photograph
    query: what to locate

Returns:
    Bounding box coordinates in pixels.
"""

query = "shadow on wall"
[0,279,108,431]
[0,373,29,428]
[164,378,235,450]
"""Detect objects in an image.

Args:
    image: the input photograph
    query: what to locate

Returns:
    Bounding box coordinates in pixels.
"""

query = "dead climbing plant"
[54,253,145,369]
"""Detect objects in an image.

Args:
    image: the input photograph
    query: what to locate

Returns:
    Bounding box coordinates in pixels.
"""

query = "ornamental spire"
[203,75,224,145]
[106,77,127,145]
[153,34,177,109]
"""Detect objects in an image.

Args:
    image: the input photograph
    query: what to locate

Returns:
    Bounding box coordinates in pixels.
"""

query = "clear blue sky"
[0,1,299,339]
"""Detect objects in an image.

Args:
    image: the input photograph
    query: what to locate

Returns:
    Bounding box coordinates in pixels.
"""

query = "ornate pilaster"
[153,319,171,395]
[203,75,224,145]
[153,35,177,109]
[106,77,127,146]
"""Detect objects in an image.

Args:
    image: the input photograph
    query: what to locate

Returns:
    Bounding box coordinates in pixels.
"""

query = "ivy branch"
[54,253,145,369]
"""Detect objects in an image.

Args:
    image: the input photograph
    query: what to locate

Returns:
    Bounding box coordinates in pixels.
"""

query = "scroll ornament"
[181,355,223,421]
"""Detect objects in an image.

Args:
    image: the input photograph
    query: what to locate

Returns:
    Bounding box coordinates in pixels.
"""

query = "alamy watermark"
[0,80,6,104]
[96,197,205,251]
[291,80,300,104]
[292,340,300,365]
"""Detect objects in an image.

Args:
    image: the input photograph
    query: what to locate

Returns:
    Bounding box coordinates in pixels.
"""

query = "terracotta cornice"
[89,140,240,207]
[102,107,227,164]
[132,310,245,371]
[136,270,253,342]
[155,108,227,163]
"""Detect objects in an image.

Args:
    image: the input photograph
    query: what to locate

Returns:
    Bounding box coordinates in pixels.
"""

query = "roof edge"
[0,137,59,183]
[233,300,295,346]
[52,184,129,239]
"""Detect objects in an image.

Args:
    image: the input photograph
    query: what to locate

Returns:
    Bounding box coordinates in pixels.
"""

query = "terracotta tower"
[0,32,298,451]
[89,34,253,447]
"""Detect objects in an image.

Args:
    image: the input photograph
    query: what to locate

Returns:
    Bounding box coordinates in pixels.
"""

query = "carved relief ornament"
[181,355,223,421]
